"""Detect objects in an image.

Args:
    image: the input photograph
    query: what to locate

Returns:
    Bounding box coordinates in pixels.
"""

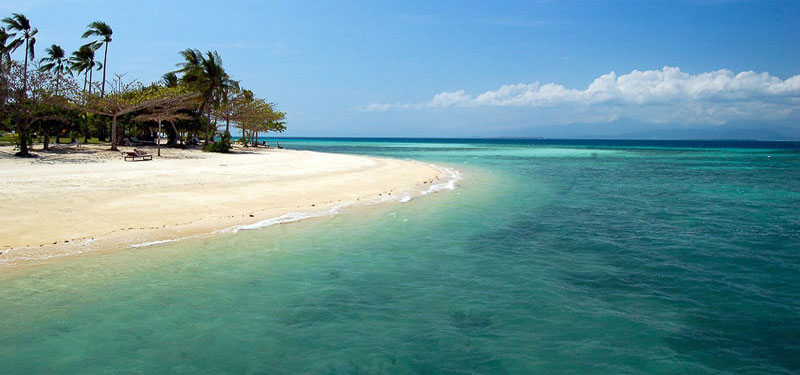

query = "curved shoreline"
[0,145,460,270]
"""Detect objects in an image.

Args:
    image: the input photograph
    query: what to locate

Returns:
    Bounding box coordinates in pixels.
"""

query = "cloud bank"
[357,67,800,126]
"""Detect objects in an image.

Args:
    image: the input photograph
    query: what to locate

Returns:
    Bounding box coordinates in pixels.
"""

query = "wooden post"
[157,119,162,157]
[110,115,118,151]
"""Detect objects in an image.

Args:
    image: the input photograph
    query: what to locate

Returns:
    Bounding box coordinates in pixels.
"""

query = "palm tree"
[220,79,240,133]
[39,44,68,95]
[0,27,22,67]
[70,43,101,95]
[162,72,178,88]
[2,13,37,93]
[82,21,112,97]
[2,14,37,156]
[176,49,232,144]
[0,27,22,108]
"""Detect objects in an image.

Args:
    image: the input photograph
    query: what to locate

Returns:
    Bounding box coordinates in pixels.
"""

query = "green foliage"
[203,130,231,153]
[1,16,287,152]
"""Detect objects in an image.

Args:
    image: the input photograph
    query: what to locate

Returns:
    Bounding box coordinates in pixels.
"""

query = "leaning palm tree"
[2,13,37,93]
[70,43,101,95]
[69,49,89,94]
[219,78,240,133]
[39,44,68,95]
[162,71,178,88]
[0,27,22,108]
[0,27,22,67]
[176,49,229,144]
[82,21,112,97]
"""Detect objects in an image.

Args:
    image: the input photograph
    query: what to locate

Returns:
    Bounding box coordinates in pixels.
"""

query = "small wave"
[421,165,462,195]
[42,164,462,253]
[225,212,312,233]
[130,239,179,248]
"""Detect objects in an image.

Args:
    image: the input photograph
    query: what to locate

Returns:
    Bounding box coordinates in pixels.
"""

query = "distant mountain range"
[499,121,800,141]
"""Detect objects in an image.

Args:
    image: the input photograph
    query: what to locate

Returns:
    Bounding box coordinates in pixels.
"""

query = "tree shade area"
[0,13,286,156]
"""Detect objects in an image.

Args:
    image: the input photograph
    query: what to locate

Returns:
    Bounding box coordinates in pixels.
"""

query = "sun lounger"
[130,136,155,145]
[123,149,153,161]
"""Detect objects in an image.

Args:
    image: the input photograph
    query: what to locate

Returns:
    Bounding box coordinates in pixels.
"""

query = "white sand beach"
[0,145,447,269]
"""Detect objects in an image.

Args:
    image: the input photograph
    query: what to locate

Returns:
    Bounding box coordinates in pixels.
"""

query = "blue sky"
[5,0,800,138]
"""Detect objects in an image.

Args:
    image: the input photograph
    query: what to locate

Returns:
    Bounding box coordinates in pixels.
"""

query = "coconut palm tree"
[39,44,68,95]
[0,27,22,67]
[69,49,89,94]
[2,14,37,156]
[2,13,37,93]
[220,79,240,133]
[175,48,202,78]
[0,27,22,108]
[162,71,178,88]
[81,21,112,97]
[70,43,101,95]
[176,49,232,144]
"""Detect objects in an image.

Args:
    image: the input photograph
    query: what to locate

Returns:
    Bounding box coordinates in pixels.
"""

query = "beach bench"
[123,149,153,161]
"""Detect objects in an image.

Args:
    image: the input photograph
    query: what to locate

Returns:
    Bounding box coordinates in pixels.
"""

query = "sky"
[4,0,800,138]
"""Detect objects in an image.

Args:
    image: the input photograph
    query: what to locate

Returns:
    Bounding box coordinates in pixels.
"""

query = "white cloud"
[356,66,800,125]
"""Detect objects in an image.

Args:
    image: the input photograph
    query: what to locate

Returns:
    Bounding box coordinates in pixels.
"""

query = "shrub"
[203,131,232,153]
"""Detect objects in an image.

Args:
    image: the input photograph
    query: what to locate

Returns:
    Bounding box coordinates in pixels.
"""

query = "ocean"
[1,138,799,374]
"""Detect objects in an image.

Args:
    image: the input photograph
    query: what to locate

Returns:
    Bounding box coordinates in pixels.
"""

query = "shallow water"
[2,139,799,374]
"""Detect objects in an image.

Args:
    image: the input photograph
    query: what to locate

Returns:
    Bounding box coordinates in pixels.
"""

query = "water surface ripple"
[1,139,799,374]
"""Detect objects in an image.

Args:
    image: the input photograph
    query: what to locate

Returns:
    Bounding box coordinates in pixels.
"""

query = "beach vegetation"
[176,49,237,146]
[226,89,286,147]
[38,44,68,95]
[81,21,112,97]
[0,12,287,157]
[2,13,37,156]
[202,130,232,153]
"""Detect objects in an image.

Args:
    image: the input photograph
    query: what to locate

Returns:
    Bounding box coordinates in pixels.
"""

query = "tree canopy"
[0,12,287,156]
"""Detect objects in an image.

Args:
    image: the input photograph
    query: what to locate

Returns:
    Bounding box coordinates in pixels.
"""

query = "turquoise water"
[2,139,800,374]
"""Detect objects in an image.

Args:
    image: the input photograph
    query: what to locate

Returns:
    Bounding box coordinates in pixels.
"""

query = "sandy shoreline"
[0,144,453,270]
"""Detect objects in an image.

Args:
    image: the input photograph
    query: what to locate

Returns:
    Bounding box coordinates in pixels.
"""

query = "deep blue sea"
[2,138,799,374]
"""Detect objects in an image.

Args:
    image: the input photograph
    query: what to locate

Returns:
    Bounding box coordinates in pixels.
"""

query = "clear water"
[2,139,799,374]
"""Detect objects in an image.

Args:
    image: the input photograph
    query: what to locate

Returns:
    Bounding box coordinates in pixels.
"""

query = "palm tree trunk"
[110,115,118,151]
[205,105,213,144]
[168,121,179,145]
[198,101,208,145]
[88,66,93,95]
[225,109,230,133]
[15,116,30,156]
[22,39,28,94]
[157,119,162,157]
[101,42,108,97]
[15,40,31,157]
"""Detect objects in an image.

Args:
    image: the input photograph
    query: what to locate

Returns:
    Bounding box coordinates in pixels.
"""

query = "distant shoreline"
[0,144,452,271]
[254,137,800,148]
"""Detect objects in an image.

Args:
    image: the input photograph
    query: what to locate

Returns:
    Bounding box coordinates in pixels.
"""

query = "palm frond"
[82,21,113,41]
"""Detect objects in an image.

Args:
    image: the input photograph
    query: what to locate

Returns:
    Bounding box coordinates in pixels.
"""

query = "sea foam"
[129,163,461,247]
